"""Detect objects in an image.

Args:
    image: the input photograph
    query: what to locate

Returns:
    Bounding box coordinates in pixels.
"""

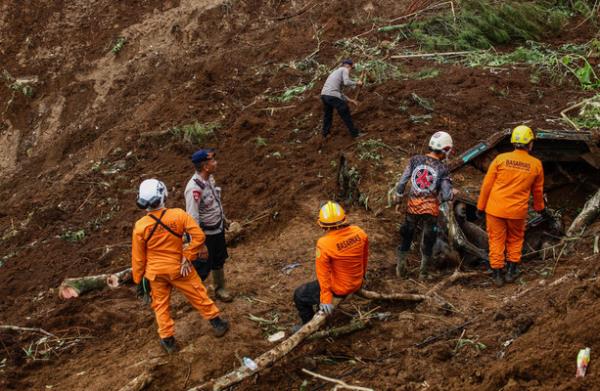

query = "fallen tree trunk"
[190,297,344,391]
[58,268,132,299]
[357,289,427,302]
[118,370,154,391]
[107,268,133,288]
[567,188,600,237]
[307,320,369,341]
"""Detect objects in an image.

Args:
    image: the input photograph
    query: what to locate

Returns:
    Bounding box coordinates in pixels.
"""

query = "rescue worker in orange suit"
[393,131,454,280]
[131,179,229,354]
[292,201,368,328]
[477,125,545,287]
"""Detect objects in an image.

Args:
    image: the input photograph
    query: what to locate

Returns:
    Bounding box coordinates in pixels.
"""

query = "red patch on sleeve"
[193,190,201,201]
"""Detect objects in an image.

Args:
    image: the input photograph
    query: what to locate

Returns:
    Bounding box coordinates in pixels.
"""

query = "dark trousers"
[192,231,229,281]
[321,95,358,137]
[293,280,323,324]
[398,213,438,257]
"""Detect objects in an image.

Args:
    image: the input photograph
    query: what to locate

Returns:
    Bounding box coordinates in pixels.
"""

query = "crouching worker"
[477,125,545,287]
[292,202,368,330]
[132,179,229,353]
[393,131,453,280]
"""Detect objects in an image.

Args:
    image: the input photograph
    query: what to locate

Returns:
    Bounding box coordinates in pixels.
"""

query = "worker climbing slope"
[320,59,364,138]
[292,202,368,329]
[477,125,545,287]
[132,179,229,353]
[393,131,454,280]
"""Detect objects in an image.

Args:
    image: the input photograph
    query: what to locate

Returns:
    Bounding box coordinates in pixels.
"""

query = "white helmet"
[136,179,168,211]
[429,131,453,155]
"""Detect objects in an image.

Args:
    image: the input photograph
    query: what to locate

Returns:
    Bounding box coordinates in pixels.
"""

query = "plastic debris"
[243,357,258,371]
[576,347,591,378]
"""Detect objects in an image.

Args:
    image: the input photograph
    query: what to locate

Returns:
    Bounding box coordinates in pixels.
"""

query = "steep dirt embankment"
[1,0,599,390]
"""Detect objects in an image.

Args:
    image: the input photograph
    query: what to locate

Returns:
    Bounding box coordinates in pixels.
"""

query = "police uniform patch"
[193,190,202,201]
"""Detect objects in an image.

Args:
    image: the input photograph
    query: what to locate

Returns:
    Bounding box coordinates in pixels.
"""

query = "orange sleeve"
[477,158,498,211]
[315,241,333,304]
[182,211,206,262]
[131,222,147,284]
[362,235,369,277]
[532,162,545,211]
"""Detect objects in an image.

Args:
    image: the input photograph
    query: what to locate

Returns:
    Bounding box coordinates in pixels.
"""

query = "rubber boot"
[396,251,408,278]
[209,316,230,337]
[418,255,432,280]
[504,262,520,283]
[213,268,233,302]
[492,269,504,287]
[160,336,178,354]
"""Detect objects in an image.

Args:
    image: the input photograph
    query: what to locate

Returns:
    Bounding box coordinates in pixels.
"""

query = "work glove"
[180,258,193,277]
[319,303,334,315]
[136,277,152,305]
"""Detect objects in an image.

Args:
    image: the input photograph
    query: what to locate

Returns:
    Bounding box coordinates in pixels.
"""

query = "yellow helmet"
[511,125,535,145]
[318,201,347,228]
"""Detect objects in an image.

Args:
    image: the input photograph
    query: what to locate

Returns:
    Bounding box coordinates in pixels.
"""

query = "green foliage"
[10,81,34,97]
[401,0,569,51]
[412,68,440,80]
[170,121,219,144]
[335,37,383,57]
[357,138,388,162]
[111,37,127,54]
[355,60,403,84]
[272,82,314,103]
[60,229,86,242]
[462,40,600,89]
[572,95,600,128]
[255,136,268,147]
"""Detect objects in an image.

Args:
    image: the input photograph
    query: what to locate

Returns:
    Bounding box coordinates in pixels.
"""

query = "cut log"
[58,268,131,299]
[107,268,133,288]
[357,289,427,302]
[190,298,343,391]
[567,188,600,237]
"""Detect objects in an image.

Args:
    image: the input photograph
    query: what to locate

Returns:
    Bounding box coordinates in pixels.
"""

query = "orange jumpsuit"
[131,207,220,339]
[477,149,544,269]
[315,225,369,304]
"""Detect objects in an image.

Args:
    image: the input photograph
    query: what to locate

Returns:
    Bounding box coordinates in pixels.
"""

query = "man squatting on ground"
[393,131,454,280]
[320,59,363,138]
[477,125,545,287]
[185,149,233,302]
[131,179,229,353]
[293,201,368,328]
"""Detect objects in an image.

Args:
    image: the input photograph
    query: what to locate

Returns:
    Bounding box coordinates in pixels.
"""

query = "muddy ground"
[1,1,600,390]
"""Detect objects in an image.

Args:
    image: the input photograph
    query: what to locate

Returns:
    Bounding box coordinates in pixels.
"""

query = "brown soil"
[1,1,599,390]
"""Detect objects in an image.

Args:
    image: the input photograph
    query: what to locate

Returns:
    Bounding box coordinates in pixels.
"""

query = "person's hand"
[476,209,485,219]
[223,218,231,230]
[348,98,359,106]
[319,303,334,315]
[198,245,209,259]
[356,80,364,87]
[180,259,192,277]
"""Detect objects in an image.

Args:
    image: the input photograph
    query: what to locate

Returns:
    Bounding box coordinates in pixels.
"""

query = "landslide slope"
[1,1,599,390]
